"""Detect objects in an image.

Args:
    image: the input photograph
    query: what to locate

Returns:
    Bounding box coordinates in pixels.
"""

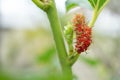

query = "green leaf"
[80,56,101,66]
[65,0,91,12]
[66,3,78,11]
[88,0,109,12]
[88,0,109,27]
[88,0,97,8]
[36,47,56,63]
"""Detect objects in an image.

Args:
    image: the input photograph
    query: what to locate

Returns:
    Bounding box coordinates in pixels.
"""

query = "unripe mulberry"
[72,14,92,54]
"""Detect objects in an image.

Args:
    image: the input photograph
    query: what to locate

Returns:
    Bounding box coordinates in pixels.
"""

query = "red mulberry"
[72,14,92,54]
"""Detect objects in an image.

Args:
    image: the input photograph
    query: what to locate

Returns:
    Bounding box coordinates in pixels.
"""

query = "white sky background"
[1,0,50,29]
[1,0,66,29]
[1,0,120,36]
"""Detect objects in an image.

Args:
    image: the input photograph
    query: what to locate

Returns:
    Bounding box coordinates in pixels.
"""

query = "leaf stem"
[88,10,98,27]
[88,0,99,27]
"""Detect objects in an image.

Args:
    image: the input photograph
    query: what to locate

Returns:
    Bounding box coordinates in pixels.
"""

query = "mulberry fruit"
[72,14,92,54]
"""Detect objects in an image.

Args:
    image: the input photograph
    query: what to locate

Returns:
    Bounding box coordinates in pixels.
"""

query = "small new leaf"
[64,23,73,45]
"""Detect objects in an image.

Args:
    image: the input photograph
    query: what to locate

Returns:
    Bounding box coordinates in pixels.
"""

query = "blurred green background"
[0,0,120,80]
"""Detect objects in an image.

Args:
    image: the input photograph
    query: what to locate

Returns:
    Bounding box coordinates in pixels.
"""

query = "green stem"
[69,52,79,66]
[46,1,73,79]
[32,0,73,80]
